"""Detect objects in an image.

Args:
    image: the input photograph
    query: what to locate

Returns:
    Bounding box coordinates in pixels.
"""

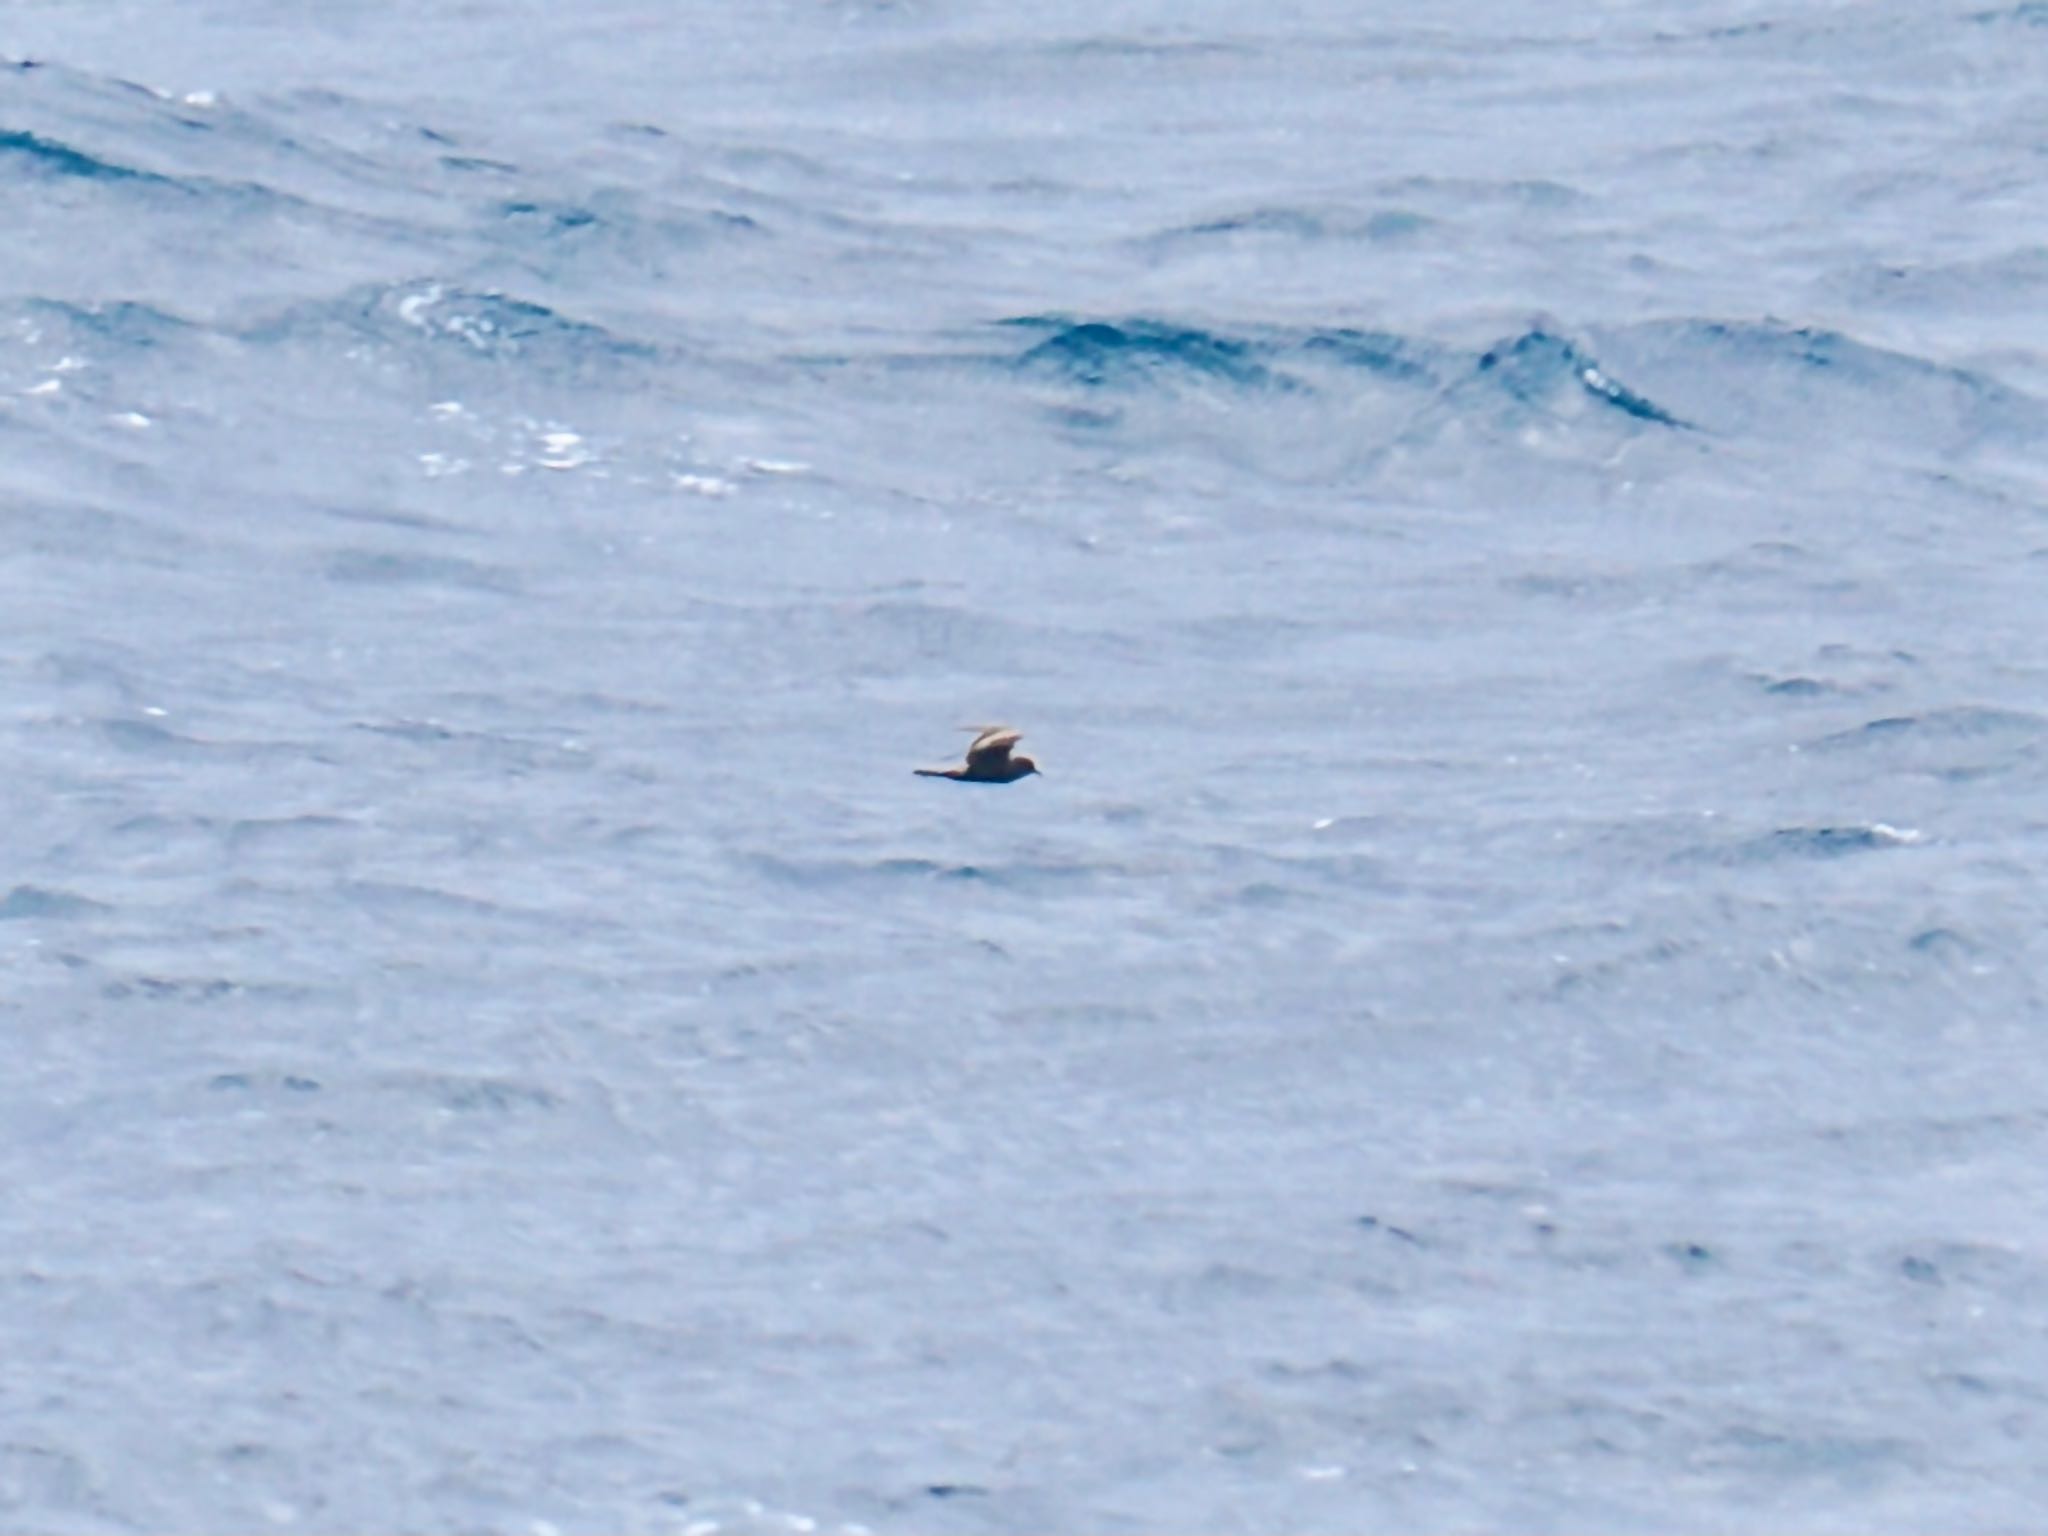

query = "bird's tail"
[913,768,949,777]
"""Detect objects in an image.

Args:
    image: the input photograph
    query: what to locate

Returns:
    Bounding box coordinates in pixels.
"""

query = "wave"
[747,853,1108,892]
[1969,2,2048,26]
[1803,706,2046,781]
[262,281,659,365]
[1813,706,2047,750]
[322,547,518,593]
[996,314,1691,429]
[969,308,2048,488]
[1684,823,1925,865]
[14,296,199,348]
[0,884,112,920]
[1005,317,1289,391]
[0,127,181,187]
[7,281,655,385]
[1471,327,1688,426]
[1590,318,2048,446]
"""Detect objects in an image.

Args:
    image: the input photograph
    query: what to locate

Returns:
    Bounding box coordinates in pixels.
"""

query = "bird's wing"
[964,727,1022,769]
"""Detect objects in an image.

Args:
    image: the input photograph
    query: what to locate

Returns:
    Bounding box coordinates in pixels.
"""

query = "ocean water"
[6,2,2048,1529]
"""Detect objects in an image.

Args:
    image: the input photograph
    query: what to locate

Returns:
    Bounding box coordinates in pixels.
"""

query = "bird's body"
[916,725,1041,784]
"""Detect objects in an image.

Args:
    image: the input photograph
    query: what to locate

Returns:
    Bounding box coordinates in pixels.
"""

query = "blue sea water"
[6,2,2048,1529]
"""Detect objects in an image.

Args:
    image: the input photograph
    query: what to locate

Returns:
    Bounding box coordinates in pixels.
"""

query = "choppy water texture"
[6,2,2048,1530]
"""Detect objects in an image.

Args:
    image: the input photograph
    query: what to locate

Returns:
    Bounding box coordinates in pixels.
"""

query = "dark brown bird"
[915,725,1041,784]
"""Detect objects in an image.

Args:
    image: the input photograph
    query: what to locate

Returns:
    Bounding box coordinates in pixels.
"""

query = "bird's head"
[1014,756,1041,778]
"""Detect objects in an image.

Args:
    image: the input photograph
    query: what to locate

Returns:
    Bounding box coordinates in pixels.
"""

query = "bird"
[915,725,1041,784]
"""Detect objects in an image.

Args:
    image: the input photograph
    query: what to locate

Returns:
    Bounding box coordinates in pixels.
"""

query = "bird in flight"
[915,725,1041,784]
